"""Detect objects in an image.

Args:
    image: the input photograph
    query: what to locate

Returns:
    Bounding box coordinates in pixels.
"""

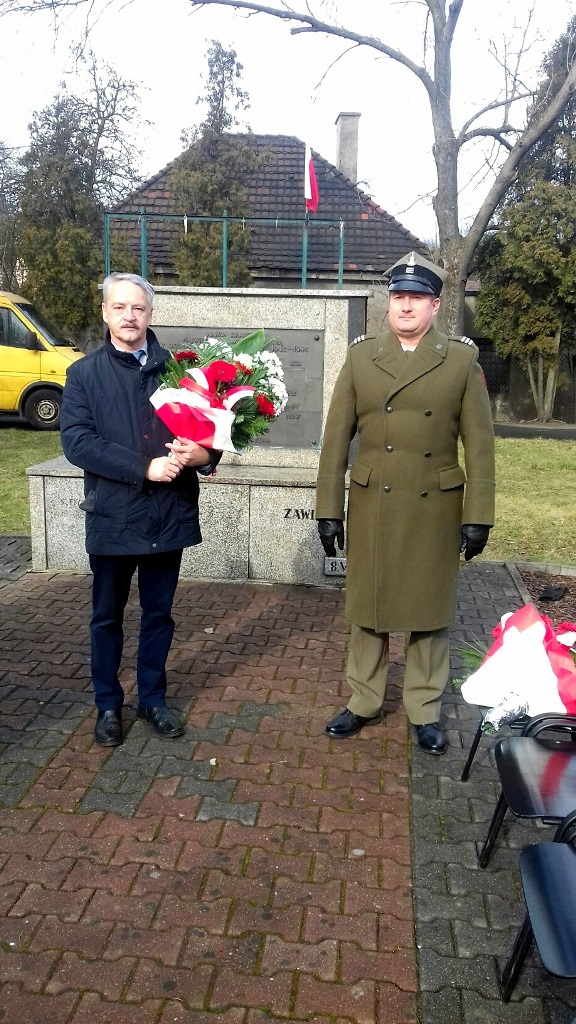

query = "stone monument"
[27,286,369,585]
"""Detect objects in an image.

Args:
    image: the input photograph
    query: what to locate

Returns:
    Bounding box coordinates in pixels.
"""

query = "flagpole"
[302,209,308,289]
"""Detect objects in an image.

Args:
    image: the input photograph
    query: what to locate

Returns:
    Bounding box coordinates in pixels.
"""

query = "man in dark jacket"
[61,273,220,747]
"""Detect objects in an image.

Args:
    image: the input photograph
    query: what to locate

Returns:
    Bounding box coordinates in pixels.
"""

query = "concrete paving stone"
[418,947,500,998]
[104,774,154,797]
[416,840,480,869]
[454,920,519,958]
[0,783,36,806]
[443,819,499,844]
[0,762,38,785]
[413,860,449,895]
[502,957,576,1005]
[77,789,148,816]
[484,893,527,932]
[177,777,236,800]
[461,988,547,1023]
[156,756,214,779]
[410,775,440,800]
[195,796,259,825]
[545,997,576,1024]
[95,752,163,776]
[412,795,473,823]
[447,862,518,897]
[420,986,463,1024]
[0,745,54,770]
[416,917,455,957]
[0,984,78,1023]
[69,992,163,1022]
[439,775,500,802]
[416,889,488,928]
[143,729,222,754]
[182,931,262,972]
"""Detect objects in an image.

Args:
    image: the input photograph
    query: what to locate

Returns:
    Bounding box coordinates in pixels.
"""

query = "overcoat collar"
[371,325,449,400]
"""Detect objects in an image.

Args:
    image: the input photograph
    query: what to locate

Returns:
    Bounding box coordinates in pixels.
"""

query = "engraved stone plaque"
[324,556,347,577]
[152,326,324,449]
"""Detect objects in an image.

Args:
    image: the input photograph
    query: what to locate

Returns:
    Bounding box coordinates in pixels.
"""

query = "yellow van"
[0,292,84,429]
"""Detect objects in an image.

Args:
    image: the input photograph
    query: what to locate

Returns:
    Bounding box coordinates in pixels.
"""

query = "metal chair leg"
[478,790,509,868]
[500,914,533,1002]
[461,719,483,781]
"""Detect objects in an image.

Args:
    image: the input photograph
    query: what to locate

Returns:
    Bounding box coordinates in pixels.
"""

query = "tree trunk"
[436,243,466,336]
[543,324,562,421]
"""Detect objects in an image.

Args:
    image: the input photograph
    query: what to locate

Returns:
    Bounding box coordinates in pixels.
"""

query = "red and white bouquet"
[150,330,288,453]
[460,604,576,731]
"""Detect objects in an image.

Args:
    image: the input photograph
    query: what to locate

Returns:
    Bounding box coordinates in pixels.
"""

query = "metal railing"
[104,208,346,289]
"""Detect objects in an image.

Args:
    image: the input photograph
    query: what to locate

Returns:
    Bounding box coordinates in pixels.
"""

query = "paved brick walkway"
[1,546,576,1023]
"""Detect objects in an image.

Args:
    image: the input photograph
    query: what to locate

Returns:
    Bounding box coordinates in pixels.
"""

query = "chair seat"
[520,842,576,977]
[496,737,576,819]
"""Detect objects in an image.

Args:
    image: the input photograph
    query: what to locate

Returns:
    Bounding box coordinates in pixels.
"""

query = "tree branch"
[190,0,435,93]
[462,61,576,278]
[446,0,464,48]
[459,127,515,151]
[459,92,533,137]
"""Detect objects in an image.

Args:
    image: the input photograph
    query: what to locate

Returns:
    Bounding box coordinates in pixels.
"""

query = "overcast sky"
[1,0,575,240]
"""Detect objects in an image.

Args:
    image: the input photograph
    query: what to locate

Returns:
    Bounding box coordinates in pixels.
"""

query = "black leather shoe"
[325,708,384,739]
[94,709,123,747]
[137,705,184,738]
[415,722,447,755]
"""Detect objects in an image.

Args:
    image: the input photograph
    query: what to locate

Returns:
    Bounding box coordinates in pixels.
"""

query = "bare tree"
[183,0,576,333]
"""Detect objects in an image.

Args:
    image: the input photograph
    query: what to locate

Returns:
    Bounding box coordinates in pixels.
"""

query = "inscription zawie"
[284,508,315,520]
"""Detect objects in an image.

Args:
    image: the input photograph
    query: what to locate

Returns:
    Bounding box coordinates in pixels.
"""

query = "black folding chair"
[501,809,576,1001]
[478,713,576,868]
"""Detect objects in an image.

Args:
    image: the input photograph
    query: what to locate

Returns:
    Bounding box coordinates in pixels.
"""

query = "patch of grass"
[0,428,575,566]
[488,438,576,565]
[0,425,63,534]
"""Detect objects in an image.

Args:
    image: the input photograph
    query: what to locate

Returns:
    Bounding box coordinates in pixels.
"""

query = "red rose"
[174,350,198,363]
[256,394,276,418]
[204,360,238,389]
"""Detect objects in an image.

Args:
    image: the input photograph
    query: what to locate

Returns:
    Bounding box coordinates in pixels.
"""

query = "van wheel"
[23,389,62,430]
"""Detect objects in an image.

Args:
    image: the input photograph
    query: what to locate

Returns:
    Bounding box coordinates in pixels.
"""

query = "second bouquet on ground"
[150,330,288,453]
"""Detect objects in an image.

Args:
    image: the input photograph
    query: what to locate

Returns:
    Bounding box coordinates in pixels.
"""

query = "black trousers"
[89,550,182,711]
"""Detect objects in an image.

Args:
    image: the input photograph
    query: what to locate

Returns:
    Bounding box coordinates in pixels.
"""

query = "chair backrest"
[520,841,576,977]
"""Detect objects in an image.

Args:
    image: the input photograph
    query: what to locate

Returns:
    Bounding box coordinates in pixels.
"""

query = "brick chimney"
[335,112,361,183]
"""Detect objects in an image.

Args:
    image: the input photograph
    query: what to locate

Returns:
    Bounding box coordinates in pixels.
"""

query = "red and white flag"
[304,143,319,212]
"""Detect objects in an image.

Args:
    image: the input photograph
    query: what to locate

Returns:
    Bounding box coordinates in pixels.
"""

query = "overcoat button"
[424,451,431,457]
[421,491,428,497]
[386,405,393,413]
[386,445,393,452]
[425,410,432,416]
[384,485,391,493]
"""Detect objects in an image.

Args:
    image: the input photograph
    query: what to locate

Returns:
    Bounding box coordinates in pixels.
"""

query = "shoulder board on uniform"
[451,335,477,348]
[350,334,374,346]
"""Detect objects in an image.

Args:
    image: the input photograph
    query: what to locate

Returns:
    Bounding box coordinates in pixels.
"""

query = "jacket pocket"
[92,480,129,530]
[350,461,372,487]
[439,465,466,490]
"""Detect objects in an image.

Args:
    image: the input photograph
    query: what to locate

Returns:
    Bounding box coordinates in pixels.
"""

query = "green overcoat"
[315,326,496,632]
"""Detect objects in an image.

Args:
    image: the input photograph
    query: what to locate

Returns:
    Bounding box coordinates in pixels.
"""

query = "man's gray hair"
[102,273,154,308]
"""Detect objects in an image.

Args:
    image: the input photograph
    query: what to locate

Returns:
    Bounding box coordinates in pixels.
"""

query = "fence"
[104,209,346,289]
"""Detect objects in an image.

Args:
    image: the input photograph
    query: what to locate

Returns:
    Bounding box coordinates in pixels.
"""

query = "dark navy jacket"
[61,329,218,556]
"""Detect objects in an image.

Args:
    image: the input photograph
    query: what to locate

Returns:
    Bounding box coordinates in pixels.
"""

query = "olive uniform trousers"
[346,623,450,725]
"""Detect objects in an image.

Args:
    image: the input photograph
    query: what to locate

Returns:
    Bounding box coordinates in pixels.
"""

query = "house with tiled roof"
[111,114,427,331]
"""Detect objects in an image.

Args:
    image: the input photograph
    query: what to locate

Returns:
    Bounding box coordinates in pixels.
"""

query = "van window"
[0,308,34,348]
[15,303,75,348]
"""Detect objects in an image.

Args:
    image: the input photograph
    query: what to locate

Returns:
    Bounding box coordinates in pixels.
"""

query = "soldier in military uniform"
[315,252,495,753]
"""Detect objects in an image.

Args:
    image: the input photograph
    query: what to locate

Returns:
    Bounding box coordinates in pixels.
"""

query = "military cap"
[385,251,448,297]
